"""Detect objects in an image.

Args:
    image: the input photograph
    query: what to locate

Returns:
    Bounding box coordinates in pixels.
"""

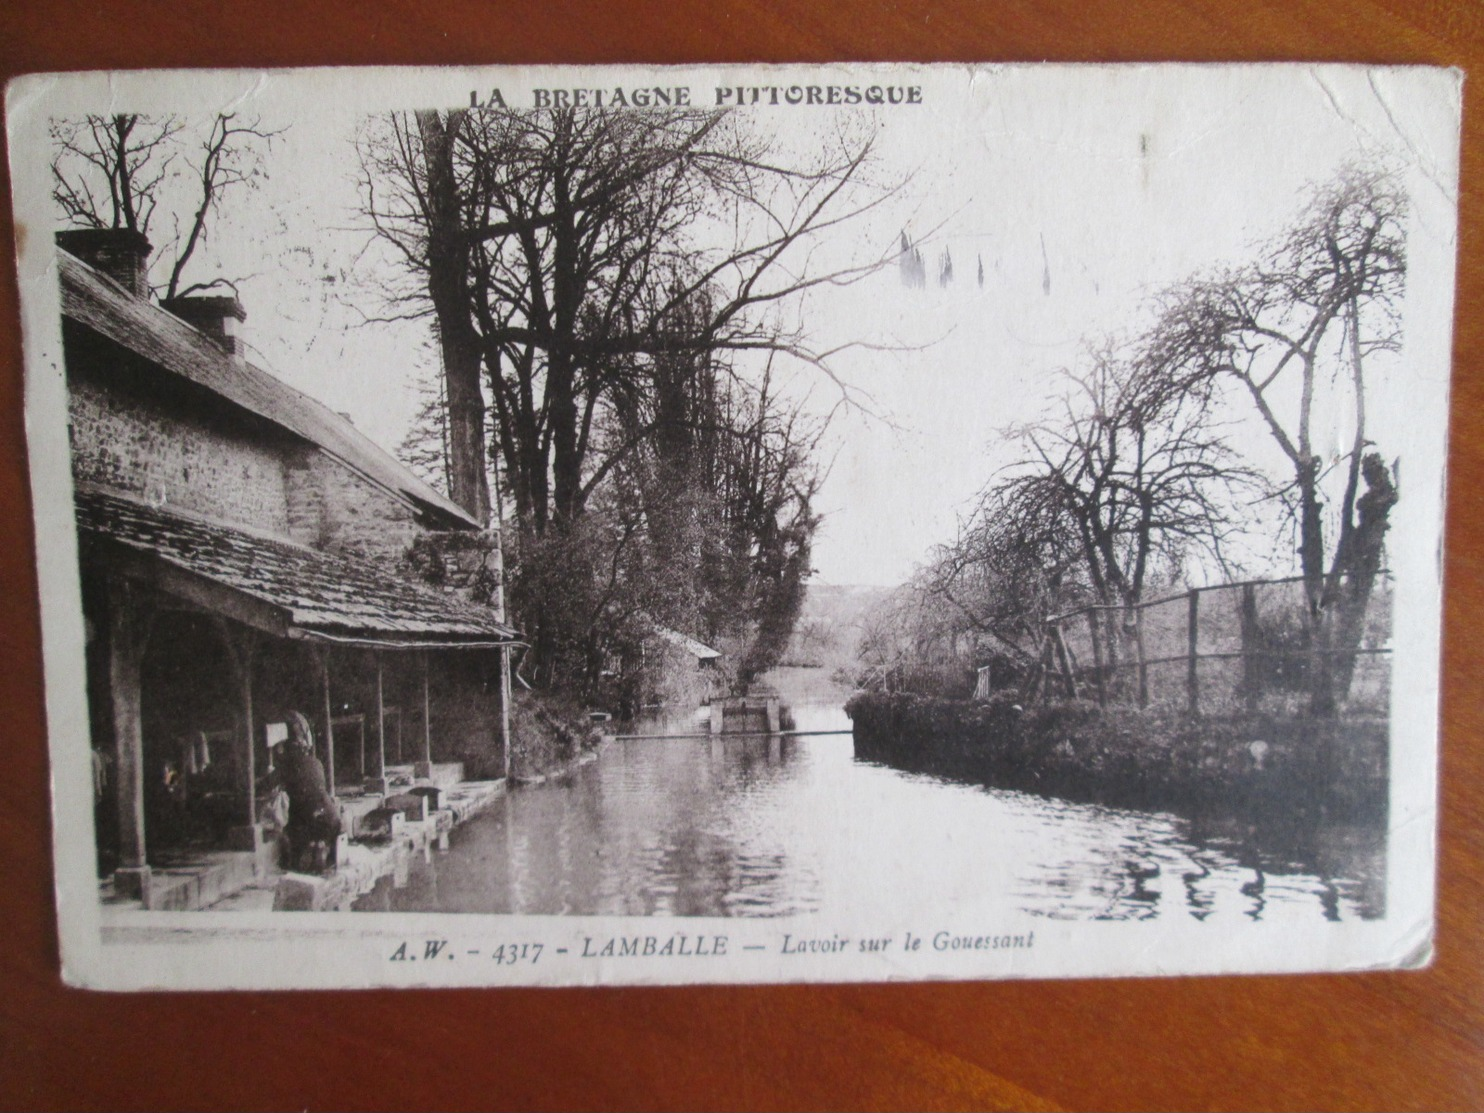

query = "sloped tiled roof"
[59,250,480,531]
[76,487,517,645]
[654,625,722,660]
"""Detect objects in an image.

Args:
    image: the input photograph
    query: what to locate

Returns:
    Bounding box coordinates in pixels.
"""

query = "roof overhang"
[76,487,520,650]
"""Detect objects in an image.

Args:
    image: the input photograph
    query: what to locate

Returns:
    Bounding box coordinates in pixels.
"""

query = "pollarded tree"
[1018,345,1252,596]
[993,340,1257,703]
[1152,166,1406,714]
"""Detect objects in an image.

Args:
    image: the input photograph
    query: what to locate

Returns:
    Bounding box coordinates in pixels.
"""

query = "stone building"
[57,229,519,909]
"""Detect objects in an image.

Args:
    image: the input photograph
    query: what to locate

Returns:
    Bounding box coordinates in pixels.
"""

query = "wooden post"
[213,619,265,865]
[499,646,513,782]
[1132,606,1149,709]
[1187,589,1201,716]
[1241,583,1260,713]
[371,652,388,794]
[1050,623,1078,700]
[106,577,154,905]
[318,647,336,796]
[420,650,433,773]
[241,646,256,826]
[1087,610,1107,708]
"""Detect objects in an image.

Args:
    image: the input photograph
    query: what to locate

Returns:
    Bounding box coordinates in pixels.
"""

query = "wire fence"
[1038,574,1393,717]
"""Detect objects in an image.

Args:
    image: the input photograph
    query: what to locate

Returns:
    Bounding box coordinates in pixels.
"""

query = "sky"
[38,64,1459,587]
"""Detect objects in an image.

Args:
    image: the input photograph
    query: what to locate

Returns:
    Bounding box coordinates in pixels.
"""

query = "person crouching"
[272,711,342,874]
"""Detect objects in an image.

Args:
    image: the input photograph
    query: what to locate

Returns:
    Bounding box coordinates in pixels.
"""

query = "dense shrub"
[508,689,602,779]
[846,691,1386,823]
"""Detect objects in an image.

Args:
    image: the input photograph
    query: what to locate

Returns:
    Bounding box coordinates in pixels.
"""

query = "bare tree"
[397,371,453,494]
[919,339,1254,705]
[1153,166,1406,713]
[852,571,988,698]
[359,106,888,531]
[52,112,279,299]
[1016,344,1251,603]
[921,478,1084,698]
[51,114,180,236]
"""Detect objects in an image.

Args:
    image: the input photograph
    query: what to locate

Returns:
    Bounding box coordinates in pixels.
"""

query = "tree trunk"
[548,192,583,526]
[1296,460,1338,717]
[415,110,490,526]
[549,344,581,525]
[1333,454,1398,697]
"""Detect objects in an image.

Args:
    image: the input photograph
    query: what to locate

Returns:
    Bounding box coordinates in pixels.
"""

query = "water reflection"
[356,676,1385,923]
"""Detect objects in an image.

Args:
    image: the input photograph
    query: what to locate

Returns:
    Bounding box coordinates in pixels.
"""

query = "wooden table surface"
[1,3,1480,1110]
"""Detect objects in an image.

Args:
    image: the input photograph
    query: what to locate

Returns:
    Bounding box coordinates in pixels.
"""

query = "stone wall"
[68,334,467,582]
[69,370,290,535]
[284,444,424,569]
[402,530,504,611]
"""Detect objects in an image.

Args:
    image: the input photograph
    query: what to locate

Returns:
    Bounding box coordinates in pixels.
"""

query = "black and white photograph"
[5,63,1459,989]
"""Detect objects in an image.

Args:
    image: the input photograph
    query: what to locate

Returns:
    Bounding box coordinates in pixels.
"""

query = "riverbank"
[846,691,1388,823]
[509,688,605,779]
[346,696,1384,922]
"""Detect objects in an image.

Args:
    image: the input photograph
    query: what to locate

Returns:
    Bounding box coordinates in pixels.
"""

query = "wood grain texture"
[1,3,1480,1109]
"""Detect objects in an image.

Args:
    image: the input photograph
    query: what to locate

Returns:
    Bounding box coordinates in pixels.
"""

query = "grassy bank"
[845,691,1388,823]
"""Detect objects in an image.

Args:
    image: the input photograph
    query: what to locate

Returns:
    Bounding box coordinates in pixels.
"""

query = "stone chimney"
[160,295,247,355]
[56,228,152,297]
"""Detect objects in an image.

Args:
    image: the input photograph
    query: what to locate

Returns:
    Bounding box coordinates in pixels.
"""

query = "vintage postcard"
[5,63,1459,990]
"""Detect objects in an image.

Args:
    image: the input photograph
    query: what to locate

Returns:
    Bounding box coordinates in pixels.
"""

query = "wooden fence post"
[1051,624,1079,700]
[1087,610,1107,707]
[1241,583,1260,713]
[1187,588,1200,716]
[1132,606,1149,709]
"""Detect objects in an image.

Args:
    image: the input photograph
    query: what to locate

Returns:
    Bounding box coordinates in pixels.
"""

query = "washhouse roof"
[76,486,519,648]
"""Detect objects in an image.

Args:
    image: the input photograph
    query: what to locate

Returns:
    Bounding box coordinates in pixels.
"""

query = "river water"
[355,671,1385,922]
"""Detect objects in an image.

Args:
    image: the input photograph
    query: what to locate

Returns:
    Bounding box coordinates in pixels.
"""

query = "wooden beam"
[106,576,155,905]
[242,648,256,826]
[212,619,259,828]
[374,652,387,786]
[316,646,336,797]
[84,537,289,638]
[499,646,513,782]
[422,650,432,768]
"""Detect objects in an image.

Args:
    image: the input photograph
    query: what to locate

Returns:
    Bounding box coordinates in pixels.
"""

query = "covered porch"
[77,487,518,910]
